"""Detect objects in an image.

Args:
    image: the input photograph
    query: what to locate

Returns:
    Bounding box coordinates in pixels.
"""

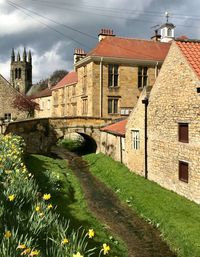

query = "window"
[167,28,172,37]
[138,67,148,88]
[18,68,21,79]
[132,130,140,150]
[108,98,119,114]
[179,161,188,183]
[83,66,87,94]
[108,64,119,87]
[72,85,76,96]
[47,99,51,110]
[4,113,11,121]
[82,98,88,115]
[178,123,188,143]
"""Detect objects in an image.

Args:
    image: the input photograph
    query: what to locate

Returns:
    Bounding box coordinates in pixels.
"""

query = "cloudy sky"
[0,0,200,83]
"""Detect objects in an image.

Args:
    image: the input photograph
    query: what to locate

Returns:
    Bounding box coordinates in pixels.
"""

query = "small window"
[108,64,119,87]
[132,130,140,150]
[167,28,172,37]
[82,98,88,115]
[108,98,119,114]
[18,68,21,79]
[179,161,188,183]
[138,67,148,88]
[179,123,188,143]
[4,113,11,121]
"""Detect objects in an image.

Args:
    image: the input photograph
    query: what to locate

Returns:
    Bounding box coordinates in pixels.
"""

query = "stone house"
[72,28,171,119]
[31,87,52,118]
[126,39,200,203]
[51,71,78,117]
[0,74,28,123]
[100,119,127,163]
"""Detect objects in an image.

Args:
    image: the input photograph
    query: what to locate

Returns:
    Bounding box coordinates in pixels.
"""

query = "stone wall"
[0,74,27,121]
[148,42,200,203]
[100,131,125,163]
[34,96,51,118]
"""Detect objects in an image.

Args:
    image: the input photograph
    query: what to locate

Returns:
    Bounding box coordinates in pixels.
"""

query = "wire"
[6,1,93,49]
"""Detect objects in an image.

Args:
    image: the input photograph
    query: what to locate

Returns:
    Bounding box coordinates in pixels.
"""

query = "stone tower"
[10,48,32,94]
[160,12,175,43]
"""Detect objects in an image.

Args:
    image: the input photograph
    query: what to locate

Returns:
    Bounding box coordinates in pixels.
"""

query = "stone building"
[10,48,32,94]
[126,39,200,203]
[51,71,78,117]
[32,87,52,118]
[72,29,171,119]
[100,119,127,163]
[0,74,28,123]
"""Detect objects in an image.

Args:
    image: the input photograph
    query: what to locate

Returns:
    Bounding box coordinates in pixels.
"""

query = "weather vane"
[165,11,169,23]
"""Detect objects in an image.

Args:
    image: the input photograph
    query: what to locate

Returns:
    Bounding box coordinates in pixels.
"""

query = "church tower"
[10,48,32,94]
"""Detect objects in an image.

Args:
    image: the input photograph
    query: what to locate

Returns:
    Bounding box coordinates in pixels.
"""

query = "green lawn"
[84,153,200,257]
[25,154,127,257]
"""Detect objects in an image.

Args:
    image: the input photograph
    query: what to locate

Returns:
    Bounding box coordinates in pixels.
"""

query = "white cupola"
[160,12,175,42]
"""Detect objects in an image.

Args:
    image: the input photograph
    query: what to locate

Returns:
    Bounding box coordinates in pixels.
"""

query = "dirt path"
[52,147,177,257]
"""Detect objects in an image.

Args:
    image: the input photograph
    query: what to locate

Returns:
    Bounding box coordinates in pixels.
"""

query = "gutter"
[142,97,149,179]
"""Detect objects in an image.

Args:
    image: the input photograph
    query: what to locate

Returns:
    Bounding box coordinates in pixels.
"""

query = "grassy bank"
[84,153,200,257]
[26,154,127,257]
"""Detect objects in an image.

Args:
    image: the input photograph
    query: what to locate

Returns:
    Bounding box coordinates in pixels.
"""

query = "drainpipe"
[120,136,123,163]
[100,57,103,117]
[142,97,149,179]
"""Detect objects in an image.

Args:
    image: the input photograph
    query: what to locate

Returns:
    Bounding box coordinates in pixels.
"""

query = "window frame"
[178,123,189,143]
[131,129,140,150]
[108,97,119,114]
[179,161,189,183]
[108,64,119,88]
[138,66,148,88]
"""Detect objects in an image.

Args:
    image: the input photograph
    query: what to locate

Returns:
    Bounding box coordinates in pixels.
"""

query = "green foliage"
[0,135,102,257]
[84,153,200,257]
[57,138,84,152]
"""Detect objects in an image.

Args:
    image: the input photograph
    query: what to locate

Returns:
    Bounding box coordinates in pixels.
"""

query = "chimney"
[98,28,115,42]
[74,48,86,64]
[151,29,161,42]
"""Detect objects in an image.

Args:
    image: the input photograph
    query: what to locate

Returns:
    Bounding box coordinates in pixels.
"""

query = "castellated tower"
[10,48,32,94]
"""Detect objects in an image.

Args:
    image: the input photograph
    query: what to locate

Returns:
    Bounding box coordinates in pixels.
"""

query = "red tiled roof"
[101,119,127,136]
[31,87,52,99]
[87,37,171,61]
[52,71,78,90]
[176,41,200,79]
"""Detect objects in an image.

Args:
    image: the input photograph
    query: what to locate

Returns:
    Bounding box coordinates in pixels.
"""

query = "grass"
[25,154,128,257]
[84,153,200,257]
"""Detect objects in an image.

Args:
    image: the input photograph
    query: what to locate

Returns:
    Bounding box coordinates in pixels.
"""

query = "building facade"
[126,40,200,203]
[72,29,171,119]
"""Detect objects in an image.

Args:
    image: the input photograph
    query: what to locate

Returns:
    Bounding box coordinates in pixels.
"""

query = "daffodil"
[17,244,26,249]
[35,206,40,212]
[30,249,40,256]
[61,238,69,245]
[47,204,53,209]
[73,252,83,257]
[21,248,31,255]
[8,194,15,201]
[43,193,51,200]
[88,229,95,238]
[4,230,12,238]
[102,243,110,255]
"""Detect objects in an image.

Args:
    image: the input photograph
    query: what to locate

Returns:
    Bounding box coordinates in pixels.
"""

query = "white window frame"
[132,130,140,150]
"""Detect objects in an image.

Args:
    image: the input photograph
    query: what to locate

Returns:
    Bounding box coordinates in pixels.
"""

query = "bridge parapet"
[5,116,113,154]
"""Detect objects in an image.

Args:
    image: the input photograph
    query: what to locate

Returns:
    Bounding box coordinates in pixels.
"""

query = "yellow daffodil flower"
[35,206,40,212]
[17,244,26,249]
[102,243,110,255]
[21,248,31,255]
[73,252,83,257]
[88,229,95,238]
[42,193,51,200]
[4,231,12,238]
[8,194,15,201]
[29,249,40,256]
[61,238,69,245]
[47,204,53,209]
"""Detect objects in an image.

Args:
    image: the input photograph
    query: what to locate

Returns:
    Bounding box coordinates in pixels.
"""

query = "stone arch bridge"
[6,117,112,154]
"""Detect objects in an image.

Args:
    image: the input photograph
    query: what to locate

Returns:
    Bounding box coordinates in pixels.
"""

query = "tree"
[12,94,40,118]
[49,69,68,87]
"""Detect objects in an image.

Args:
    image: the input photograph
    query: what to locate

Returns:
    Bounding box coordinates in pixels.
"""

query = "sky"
[0,0,200,83]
